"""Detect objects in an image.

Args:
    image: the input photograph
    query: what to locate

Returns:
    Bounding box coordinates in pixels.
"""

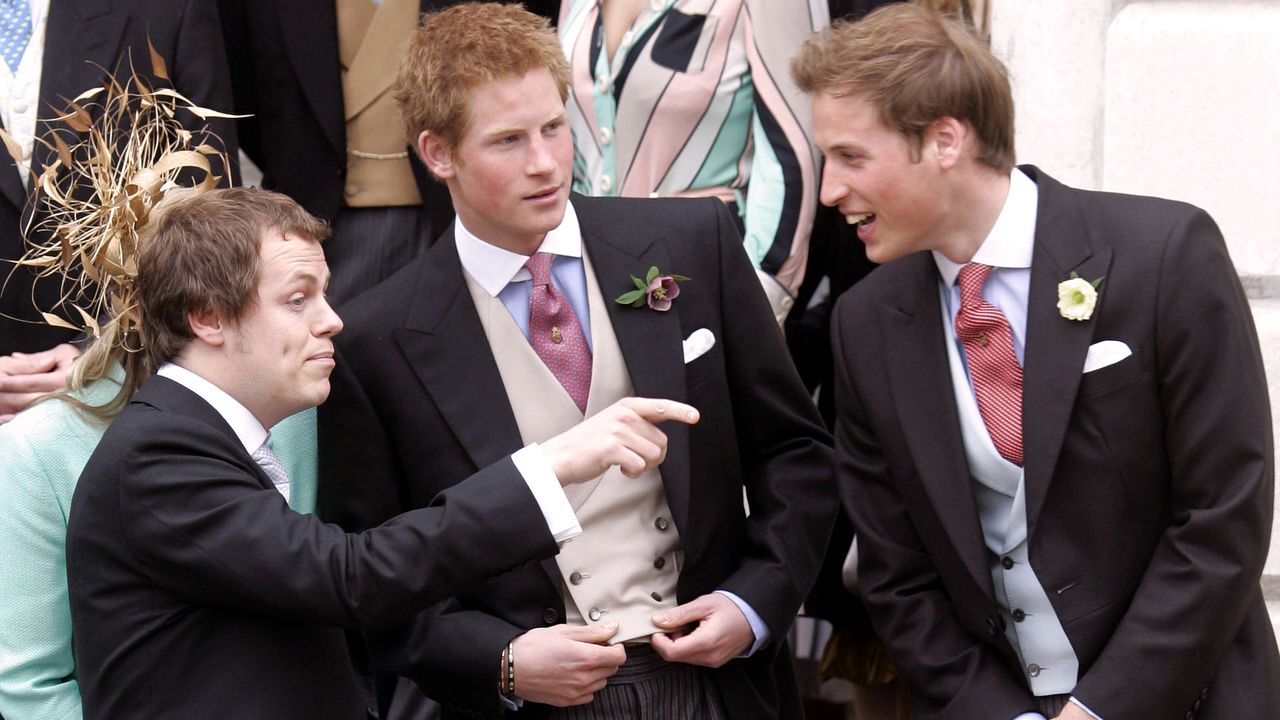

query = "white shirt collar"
[933,168,1038,287]
[157,363,269,455]
[455,200,583,297]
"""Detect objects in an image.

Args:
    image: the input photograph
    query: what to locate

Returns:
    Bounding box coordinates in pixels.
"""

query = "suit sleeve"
[117,409,559,632]
[0,418,83,720]
[706,198,839,644]
[172,0,240,184]
[213,0,263,169]
[831,293,1037,720]
[320,346,529,717]
[1070,209,1274,718]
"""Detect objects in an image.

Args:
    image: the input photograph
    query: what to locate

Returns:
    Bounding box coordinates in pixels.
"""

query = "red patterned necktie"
[954,263,1023,465]
[525,252,592,413]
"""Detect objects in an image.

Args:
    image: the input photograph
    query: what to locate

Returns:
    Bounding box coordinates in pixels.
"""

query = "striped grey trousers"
[1036,694,1070,717]
[545,645,726,720]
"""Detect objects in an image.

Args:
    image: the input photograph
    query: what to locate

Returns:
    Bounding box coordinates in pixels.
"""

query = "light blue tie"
[0,0,31,73]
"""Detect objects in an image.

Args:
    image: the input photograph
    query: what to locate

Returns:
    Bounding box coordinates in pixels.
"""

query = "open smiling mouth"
[846,212,874,226]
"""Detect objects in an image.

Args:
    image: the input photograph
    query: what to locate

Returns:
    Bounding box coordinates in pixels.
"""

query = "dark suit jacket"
[66,376,561,720]
[832,167,1280,720]
[216,0,557,229]
[319,195,836,720]
[0,0,236,355]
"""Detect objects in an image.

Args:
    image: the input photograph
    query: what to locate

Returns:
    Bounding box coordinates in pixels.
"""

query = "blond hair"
[792,3,1014,171]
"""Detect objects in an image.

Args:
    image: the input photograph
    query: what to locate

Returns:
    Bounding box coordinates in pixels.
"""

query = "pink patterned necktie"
[525,252,591,413]
[954,263,1023,466]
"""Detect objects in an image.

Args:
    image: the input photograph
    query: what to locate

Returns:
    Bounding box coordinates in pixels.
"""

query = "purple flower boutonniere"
[615,265,690,312]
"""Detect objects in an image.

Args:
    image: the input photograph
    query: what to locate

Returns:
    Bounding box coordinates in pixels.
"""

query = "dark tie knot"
[525,252,556,287]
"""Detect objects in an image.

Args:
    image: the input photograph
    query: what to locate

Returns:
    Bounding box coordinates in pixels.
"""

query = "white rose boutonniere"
[1057,272,1103,321]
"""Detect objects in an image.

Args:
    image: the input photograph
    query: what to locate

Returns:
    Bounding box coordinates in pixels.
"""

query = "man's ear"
[188,308,227,348]
[928,116,967,170]
[418,130,456,180]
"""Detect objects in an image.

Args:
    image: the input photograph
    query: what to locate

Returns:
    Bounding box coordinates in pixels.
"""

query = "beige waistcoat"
[463,251,682,643]
[336,0,421,207]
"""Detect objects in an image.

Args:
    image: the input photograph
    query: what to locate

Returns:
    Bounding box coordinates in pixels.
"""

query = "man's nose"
[819,167,846,208]
[315,297,344,337]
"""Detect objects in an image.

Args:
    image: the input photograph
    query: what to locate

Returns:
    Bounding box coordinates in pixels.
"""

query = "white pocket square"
[682,328,716,364]
[1082,340,1132,373]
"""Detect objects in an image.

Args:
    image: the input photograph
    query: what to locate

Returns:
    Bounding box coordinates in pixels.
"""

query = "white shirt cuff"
[714,590,770,656]
[1070,697,1103,720]
[1012,714,1046,720]
[511,443,581,544]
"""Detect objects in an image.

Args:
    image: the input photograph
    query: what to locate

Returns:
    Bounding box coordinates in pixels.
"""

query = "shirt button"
[654,517,669,531]
[1001,556,1015,570]
[599,126,612,145]
[542,607,559,624]
[596,75,610,93]
[588,607,603,621]
[1027,663,1041,677]
[599,175,613,193]
[650,591,663,602]
[1012,608,1026,622]
[653,556,666,569]
[13,101,27,113]
[569,571,583,585]
[621,30,634,49]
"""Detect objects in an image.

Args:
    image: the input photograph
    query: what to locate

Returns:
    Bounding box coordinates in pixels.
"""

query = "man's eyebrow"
[284,268,327,285]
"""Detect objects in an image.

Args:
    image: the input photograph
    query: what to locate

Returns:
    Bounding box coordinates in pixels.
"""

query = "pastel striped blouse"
[560,0,829,295]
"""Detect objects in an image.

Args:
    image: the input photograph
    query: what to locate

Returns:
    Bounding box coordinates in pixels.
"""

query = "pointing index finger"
[630,397,699,425]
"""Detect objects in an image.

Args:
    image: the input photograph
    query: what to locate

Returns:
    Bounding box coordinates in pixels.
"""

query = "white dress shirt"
[0,0,49,187]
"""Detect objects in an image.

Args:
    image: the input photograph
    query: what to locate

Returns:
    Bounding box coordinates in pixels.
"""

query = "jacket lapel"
[883,253,994,597]
[1019,167,1112,539]
[577,199,693,537]
[37,0,126,176]
[341,0,416,120]
[275,0,345,155]
[0,115,24,209]
[136,376,275,492]
[392,229,524,471]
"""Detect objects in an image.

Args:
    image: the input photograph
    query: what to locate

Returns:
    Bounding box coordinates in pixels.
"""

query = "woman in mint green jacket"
[0,352,317,720]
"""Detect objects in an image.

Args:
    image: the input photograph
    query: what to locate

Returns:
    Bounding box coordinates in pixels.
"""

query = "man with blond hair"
[794,5,1279,720]
[320,4,835,719]
[66,187,695,719]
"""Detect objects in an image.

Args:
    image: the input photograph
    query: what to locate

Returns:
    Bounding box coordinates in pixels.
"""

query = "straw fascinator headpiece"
[2,44,238,372]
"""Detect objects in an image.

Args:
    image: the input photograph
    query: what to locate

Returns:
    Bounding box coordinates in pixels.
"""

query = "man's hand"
[508,623,626,707]
[542,397,699,485]
[1053,701,1096,720]
[649,592,754,668]
[0,343,80,422]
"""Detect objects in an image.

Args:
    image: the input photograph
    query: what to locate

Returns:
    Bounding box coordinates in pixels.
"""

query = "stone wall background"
[989,0,1280,637]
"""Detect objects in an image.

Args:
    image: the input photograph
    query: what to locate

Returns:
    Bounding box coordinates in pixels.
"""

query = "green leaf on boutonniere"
[1068,270,1104,290]
[615,289,647,307]
[615,266,692,309]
